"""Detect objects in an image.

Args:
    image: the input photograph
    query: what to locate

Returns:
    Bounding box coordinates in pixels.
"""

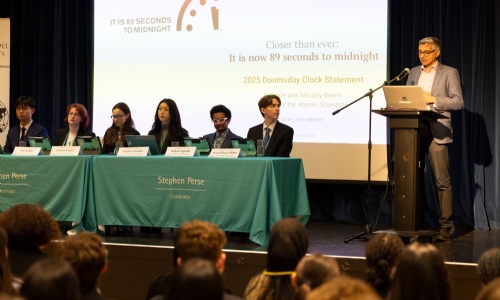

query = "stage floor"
[99,220,497,264]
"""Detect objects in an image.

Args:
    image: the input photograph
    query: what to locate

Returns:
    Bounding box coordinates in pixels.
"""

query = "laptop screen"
[125,135,160,155]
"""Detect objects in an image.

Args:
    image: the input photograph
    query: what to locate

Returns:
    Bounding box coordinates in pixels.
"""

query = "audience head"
[365,233,405,298]
[306,276,381,300]
[111,102,134,129]
[478,247,500,285]
[64,103,90,129]
[0,204,61,248]
[258,94,281,118]
[475,277,500,300]
[175,220,227,273]
[267,217,308,272]
[389,242,449,300]
[292,254,340,300]
[165,258,223,300]
[209,105,232,133]
[0,227,15,295]
[20,257,80,300]
[14,96,36,124]
[57,232,108,294]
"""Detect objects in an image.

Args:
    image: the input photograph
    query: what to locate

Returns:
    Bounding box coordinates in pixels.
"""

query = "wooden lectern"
[374,110,447,240]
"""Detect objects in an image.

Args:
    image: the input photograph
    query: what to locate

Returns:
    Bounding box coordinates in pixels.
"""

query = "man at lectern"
[3,96,49,153]
[203,104,242,149]
[406,37,464,241]
[247,94,294,157]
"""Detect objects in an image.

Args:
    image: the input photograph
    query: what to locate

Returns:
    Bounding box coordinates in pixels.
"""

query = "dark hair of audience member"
[0,227,16,295]
[365,233,405,298]
[245,217,308,300]
[150,99,188,137]
[164,258,223,300]
[388,242,450,300]
[0,204,61,248]
[20,257,81,300]
[293,254,340,300]
[478,247,500,285]
[306,276,381,300]
[475,277,500,300]
[57,232,108,295]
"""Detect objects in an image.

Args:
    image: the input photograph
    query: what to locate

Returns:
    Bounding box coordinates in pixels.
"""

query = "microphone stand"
[333,75,402,243]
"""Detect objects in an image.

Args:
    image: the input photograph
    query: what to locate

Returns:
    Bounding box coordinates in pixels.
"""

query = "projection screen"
[93,0,389,181]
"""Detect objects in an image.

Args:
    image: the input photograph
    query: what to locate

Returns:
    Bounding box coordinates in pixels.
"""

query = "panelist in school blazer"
[3,96,49,153]
[55,103,95,146]
[247,94,294,157]
[203,104,242,149]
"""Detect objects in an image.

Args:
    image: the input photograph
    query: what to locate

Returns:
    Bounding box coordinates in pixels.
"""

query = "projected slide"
[94,0,389,180]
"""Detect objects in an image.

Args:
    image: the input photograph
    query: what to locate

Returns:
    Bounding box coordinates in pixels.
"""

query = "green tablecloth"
[91,156,310,245]
[0,156,94,231]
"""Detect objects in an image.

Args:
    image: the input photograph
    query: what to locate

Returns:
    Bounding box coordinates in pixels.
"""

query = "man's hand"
[423,91,436,104]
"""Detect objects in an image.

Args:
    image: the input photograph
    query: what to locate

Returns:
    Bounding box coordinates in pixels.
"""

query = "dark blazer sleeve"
[27,122,49,139]
[3,126,19,153]
[56,128,69,146]
[222,129,243,148]
[203,132,216,148]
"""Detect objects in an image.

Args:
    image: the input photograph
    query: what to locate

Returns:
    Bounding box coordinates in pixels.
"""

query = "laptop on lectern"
[382,86,432,111]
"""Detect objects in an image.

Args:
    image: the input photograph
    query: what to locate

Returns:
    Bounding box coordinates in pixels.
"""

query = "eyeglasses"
[418,50,436,57]
[212,118,228,124]
[68,112,80,117]
[16,107,31,112]
[111,114,125,120]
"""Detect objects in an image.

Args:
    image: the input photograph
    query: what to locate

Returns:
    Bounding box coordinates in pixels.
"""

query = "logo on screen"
[177,0,219,31]
[0,100,8,133]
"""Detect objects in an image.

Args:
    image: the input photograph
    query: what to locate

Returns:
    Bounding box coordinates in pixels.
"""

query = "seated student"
[102,102,140,154]
[388,242,450,300]
[55,103,95,146]
[163,258,223,300]
[244,218,308,300]
[58,232,114,300]
[292,254,341,300]
[148,99,189,154]
[0,227,18,295]
[306,276,381,300]
[3,96,49,153]
[365,233,405,298]
[20,257,81,300]
[146,219,241,300]
[247,94,293,157]
[203,105,242,149]
[478,247,500,285]
[0,204,61,278]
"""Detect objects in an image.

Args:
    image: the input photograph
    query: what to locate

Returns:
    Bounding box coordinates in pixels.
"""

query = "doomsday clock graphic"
[177,0,220,31]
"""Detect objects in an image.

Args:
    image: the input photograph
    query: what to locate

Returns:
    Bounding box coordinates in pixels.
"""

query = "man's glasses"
[16,107,31,112]
[212,118,228,124]
[418,50,436,57]
[111,114,125,120]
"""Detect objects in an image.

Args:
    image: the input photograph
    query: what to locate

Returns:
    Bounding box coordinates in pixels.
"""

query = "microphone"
[394,68,410,82]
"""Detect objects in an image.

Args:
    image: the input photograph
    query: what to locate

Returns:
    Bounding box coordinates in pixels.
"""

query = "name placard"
[165,147,197,157]
[209,148,241,158]
[12,147,44,156]
[50,146,82,156]
[117,147,151,156]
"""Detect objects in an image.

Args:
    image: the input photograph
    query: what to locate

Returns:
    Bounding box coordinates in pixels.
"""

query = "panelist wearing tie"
[247,94,294,157]
[406,37,464,241]
[203,105,242,149]
[3,96,49,153]
[55,103,95,146]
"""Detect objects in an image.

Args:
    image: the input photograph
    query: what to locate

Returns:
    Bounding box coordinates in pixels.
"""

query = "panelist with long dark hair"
[149,99,189,154]
[102,102,140,154]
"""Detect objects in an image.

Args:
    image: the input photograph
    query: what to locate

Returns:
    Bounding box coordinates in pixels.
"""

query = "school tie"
[20,127,26,141]
[263,127,271,149]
